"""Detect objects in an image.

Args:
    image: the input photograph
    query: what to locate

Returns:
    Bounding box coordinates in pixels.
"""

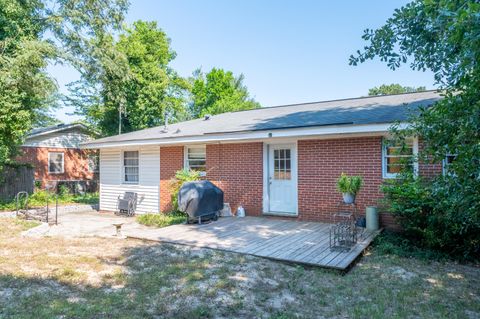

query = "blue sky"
[50,0,435,123]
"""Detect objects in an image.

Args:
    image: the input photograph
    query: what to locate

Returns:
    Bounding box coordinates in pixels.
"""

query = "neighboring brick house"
[18,123,99,192]
[82,91,444,228]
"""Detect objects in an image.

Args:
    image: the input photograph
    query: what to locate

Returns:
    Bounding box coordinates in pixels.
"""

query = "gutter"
[81,122,408,149]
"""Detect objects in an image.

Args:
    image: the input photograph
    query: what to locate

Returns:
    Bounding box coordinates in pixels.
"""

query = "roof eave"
[81,122,408,149]
[27,123,93,139]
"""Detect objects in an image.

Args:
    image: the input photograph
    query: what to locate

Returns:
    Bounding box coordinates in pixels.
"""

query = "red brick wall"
[297,137,385,224]
[17,147,96,188]
[206,143,263,216]
[155,137,441,229]
[159,146,184,213]
[418,139,443,178]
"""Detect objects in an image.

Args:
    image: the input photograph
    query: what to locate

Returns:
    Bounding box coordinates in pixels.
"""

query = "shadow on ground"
[1,219,479,319]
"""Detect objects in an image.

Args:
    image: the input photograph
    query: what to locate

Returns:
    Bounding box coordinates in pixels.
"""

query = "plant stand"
[329,202,358,251]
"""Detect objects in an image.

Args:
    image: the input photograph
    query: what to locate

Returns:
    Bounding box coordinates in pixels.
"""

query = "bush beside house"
[382,174,480,260]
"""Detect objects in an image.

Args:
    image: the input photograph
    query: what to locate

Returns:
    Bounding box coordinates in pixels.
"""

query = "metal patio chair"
[116,192,137,217]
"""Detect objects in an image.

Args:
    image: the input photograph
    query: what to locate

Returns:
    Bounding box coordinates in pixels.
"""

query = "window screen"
[123,151,139,183]
[185,145,206,172]
[48,152,64,174]
[383,140,414,178]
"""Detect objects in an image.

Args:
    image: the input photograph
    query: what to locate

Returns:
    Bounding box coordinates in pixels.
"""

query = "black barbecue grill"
[178,180,224,224]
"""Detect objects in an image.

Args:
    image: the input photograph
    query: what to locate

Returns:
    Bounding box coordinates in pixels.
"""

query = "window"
[88,154,99,173]
[48,152,64,174]
[185,145,206,174]
[123,151,139,183]
[443,154,457,175]
[382,138,417,178]
[273,149,291,180]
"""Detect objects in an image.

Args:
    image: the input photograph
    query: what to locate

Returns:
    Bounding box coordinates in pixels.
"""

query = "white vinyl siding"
[23,128,92,148]
[99,147,160,214]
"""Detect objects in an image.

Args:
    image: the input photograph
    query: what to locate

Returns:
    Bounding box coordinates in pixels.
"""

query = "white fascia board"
[82,122,408,149]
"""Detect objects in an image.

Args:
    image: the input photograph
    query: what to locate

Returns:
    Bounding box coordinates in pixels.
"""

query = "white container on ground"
[236,205,245,217]
[220,203,232,217]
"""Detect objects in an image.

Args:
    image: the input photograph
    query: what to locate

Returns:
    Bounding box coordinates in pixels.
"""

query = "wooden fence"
[0,166,34,201]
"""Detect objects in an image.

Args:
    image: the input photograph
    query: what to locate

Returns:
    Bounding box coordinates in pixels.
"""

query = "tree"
[0,0,128,169]
[189,68,260,118]
[0,1,58,127]
[350,0,480,258]
[368,83,426,96]
[72,21,189,136]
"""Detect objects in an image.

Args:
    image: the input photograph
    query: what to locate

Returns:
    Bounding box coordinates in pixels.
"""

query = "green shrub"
[34,180,42,189]
[58,185,71,198]
[169,169,201,212]
[137,212,186,228]
[336,173,363,194]
[29,189,50,203]
[381,175,480,261]
[0,191,99,211]
[372,231,450,262]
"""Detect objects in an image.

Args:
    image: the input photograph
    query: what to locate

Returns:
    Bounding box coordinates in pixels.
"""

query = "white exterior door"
[267,143,297,214]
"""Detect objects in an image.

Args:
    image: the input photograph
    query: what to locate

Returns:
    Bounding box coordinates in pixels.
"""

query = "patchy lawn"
[0,218,479,318]
[0,191,99,211]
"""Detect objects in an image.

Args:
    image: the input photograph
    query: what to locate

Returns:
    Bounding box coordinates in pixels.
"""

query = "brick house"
[82,91,443,228]
[19,123,99,192]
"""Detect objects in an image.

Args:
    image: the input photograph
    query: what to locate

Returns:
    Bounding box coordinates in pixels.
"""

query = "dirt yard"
[0,218,479,319]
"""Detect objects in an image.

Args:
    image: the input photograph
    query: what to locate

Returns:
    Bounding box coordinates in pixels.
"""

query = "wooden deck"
[126,216,380,270]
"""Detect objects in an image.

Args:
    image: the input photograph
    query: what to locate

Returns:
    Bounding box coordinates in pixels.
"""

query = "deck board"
[125,216,380,270]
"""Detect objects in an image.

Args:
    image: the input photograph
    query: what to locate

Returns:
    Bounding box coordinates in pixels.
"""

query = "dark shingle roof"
[28,123,91,137]
[83,91,442,146]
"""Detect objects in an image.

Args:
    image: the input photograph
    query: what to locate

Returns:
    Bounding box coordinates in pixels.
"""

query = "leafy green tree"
[0,1,58,127]
[351,0,480,258]
[0,40,57,168]
[72,21,189,136]
[368,83,426,96]
[189,68,260,118]
[0,0,128,169]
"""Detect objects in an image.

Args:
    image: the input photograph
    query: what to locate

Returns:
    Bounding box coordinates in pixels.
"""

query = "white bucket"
[237,205,245,217]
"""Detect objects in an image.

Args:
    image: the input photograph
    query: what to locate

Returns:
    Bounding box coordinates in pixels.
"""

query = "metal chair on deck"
[116,192,137,217]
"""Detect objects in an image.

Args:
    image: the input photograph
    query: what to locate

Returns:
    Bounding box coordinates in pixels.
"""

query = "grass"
[372,231,454,262]
[136,212,186,228]
[0,190,99,211]
[0,218,479,318]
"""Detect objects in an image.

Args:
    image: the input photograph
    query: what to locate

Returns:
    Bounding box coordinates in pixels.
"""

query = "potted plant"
[336,173,363,204]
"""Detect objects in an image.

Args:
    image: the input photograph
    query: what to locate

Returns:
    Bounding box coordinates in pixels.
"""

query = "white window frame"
[88,154,99,173]
[48,152,64,174]
[123,150,139,184]
[442,153,457,175]
[184,145,206,176]
[382,137,418,179]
